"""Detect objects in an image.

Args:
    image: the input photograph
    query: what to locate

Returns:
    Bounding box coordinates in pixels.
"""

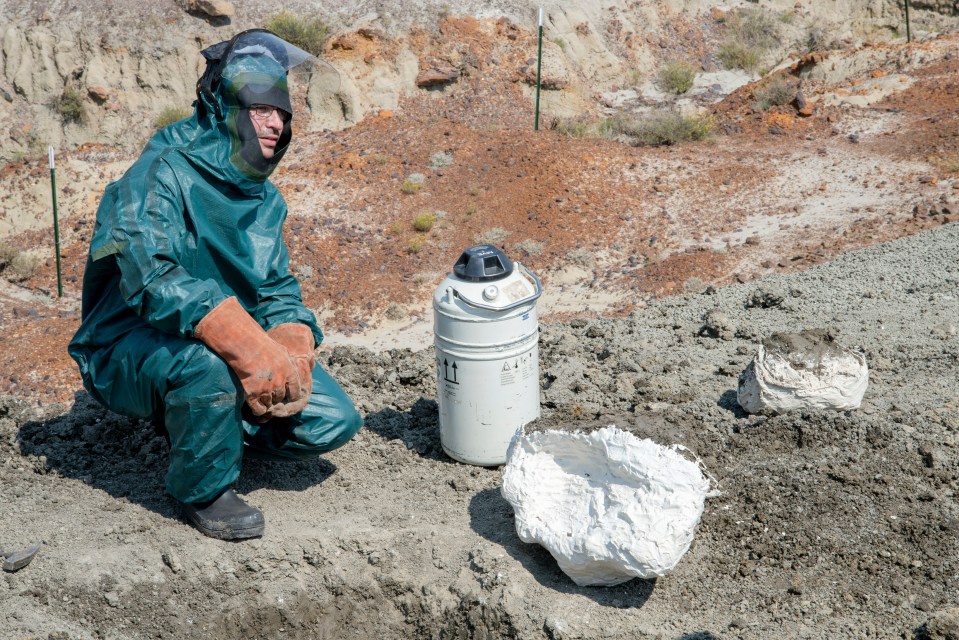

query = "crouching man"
[68,30,362,540]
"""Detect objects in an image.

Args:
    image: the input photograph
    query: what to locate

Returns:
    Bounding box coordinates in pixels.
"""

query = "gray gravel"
[2,222,957,639]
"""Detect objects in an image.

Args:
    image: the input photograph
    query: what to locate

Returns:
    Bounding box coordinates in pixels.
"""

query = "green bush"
[412,212,437,232]
[627,110,715,146]
[718,42,760,72]
[56,86,85,123]
[264,12,330,56]
[754,77,795,108]
[407,236,427,254]
[656,60,696,95]
[153,105,192,130]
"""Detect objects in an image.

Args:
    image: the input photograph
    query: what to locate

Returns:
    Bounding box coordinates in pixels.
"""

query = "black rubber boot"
[181,489,265,540]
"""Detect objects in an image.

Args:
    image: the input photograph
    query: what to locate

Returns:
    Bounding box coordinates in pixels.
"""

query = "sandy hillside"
[1,1,958,638]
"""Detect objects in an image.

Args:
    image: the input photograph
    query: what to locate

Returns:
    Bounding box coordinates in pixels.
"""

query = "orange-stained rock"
[416,67,461,87]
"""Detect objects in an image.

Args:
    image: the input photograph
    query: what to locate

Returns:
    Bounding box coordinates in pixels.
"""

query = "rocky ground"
[1,1,959,639]
[2,218,958,640]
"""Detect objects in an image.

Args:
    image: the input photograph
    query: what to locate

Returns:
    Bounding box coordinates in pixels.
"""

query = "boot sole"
[185,514,265,540]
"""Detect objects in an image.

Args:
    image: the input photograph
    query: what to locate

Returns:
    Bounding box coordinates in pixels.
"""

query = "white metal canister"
[433,245,542,466]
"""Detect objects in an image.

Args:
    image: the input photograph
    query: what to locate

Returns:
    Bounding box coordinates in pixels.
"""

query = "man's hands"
[195,297,309,418]
[265,323,316,418]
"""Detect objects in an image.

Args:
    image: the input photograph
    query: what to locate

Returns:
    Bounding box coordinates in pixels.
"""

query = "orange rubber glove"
[194,297,302,417]
[265,323,315,418]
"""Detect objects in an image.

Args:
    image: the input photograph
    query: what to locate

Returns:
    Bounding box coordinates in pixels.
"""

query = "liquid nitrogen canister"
[433,245,543,466]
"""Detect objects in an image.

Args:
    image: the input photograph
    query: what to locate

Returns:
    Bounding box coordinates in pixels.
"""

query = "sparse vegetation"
[656,60,696,95]
[464,204,478,218]
[474,227,510,246]
[514,239,545,257]
[554,117,593,139]
[153,105,191,130]
[0,244,41,282]
[931,153,959,174]
[554,115,620,139]
[407,235,427,254]
[613,110,715,146]
[263,12,330,57]
[806,25,835,53]
[552,37,567,52]
[754,77,795,108]
[412,212,437,232]
[625,68,643,87]
[401,173,426,194]
[56,86,85,123]
[682,276,707,294]
[428,151,453,170]
[718,7,781,73]
[384,302,406,321]
[568,248,594,267]
[718,42,760,73]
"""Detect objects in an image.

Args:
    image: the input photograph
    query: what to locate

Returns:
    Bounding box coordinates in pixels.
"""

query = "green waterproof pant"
[80,327,362,504]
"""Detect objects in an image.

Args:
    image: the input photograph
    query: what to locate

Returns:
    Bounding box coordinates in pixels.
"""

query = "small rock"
[699,309,735,341]
[87,86,110,103]
[185,0,235,17]
[416,66,461,88]
[161,550,182,573]
[920,607,959,639]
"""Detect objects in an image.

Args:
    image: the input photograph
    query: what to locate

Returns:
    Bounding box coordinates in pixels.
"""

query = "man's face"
[248,105,290,159]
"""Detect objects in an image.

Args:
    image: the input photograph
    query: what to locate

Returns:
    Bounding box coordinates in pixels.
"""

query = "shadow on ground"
[15,391,337,522]
[468,487,656,608]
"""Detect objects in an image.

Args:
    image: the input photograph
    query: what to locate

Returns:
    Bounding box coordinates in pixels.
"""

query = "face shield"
[196,29,340,179]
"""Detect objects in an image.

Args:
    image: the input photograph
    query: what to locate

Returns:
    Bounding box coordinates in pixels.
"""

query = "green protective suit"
[69,32,361,504]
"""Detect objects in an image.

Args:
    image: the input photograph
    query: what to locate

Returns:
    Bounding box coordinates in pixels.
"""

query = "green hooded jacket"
[69,35,321,384]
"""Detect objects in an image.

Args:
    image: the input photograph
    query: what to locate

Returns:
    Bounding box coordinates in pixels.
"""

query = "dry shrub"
[618,110,715,146]
[263,12,329,56]
[0,245,41,282]
[56,86,85,123]
[153,105,192,130]
[656,60,696,95]
[474,227,510,246]
[412,212,437,232]
[719,7,781,72]
[754,77,795,108]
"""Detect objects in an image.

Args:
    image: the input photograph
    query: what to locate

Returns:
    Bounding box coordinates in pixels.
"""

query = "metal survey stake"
[49,146,63,297]
[534,7,543,131]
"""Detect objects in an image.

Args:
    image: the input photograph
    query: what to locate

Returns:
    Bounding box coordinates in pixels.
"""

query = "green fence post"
[48,146,63,298]
[535,8,543,131]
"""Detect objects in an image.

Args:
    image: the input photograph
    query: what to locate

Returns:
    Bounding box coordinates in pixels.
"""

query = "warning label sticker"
[500,352,535,386]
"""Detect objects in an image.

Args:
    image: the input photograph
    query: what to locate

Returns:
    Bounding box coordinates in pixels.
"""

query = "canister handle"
[451,262,542,312]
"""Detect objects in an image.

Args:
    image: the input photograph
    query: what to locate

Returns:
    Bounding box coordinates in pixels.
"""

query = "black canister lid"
[452,245,514,282]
